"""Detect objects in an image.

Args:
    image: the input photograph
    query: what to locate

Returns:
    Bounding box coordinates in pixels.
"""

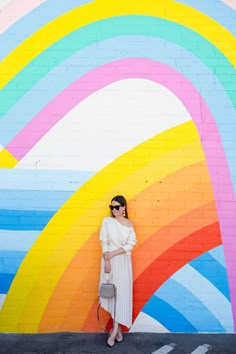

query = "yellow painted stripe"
[0,148,18,168]
[0,121,205,332]
[0,0,235,89]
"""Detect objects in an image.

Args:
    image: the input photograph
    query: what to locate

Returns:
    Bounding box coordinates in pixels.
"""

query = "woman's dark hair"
[111,195,128,218]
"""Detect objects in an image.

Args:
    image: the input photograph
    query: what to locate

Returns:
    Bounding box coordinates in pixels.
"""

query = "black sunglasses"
[109,205,123,211]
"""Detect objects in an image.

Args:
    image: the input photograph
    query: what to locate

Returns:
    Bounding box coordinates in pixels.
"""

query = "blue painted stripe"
[0,230,39,251]
[0,0,92,61]
[0,169,95,190]
[0,189,73,210]
[0,209,54,230]
[155,278,227,332]
[179,0,236,36]
[0,250,26,273]
[190,252,230,300]
[142,294,197,332]
[172,264,234,331]
[0,273,15,293]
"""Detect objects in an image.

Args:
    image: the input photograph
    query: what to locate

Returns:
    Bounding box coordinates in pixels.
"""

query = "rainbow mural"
[0,0,236,333]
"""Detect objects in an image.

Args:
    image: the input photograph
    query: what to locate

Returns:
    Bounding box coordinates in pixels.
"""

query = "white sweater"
[99,216,137,255]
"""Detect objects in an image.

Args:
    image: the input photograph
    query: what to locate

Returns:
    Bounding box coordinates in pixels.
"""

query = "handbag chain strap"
[97,290,116,331]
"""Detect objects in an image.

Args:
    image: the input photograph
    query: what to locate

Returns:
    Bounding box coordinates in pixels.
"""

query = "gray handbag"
[99,282,116,299]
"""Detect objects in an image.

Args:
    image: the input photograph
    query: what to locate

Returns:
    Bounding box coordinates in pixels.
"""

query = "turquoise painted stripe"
[171,264,234,332]
[0,209,54,230]
[0,0,91,61]
[0,169,95,190]
[0,250,26,273]
[0,16,235,121]
[155,278,227,332]
[179,0,236,36]
[190,251,230,300]
[0,230,39,251]
[208,245,226,267]
[0,189,73,210]
[142,295,198,332]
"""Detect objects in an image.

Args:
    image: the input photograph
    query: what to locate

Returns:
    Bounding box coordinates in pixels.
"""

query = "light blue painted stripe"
[179,0,236,36]
[155,278,227,332]
[208,245,226,267]
[0,209,54,230]
[0,189,73,210]
[1,34,235,189]
[171,264,234,332]
[0,0,92,61]
[142,295,198,332]
[0,230,39,251]
[190,252,230,300]
[0,250,26,273]
[0,169,95,190]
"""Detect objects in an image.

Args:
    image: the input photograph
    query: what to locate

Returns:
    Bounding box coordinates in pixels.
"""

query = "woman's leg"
[115,324,123,342]
[107,321,119,347]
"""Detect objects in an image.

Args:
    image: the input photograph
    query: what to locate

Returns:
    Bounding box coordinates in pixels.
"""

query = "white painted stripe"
[152,343,176,354]
[130,311,169,333]
[18,79,191,171]
[190,344,211,354]
[0,294,6,309]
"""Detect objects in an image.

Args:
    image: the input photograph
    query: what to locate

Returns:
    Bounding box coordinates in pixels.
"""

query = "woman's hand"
[104,259,111,273]
[103,251,112,260]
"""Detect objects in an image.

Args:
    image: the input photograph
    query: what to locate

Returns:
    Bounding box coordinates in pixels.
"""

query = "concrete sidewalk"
[0,332,236,354]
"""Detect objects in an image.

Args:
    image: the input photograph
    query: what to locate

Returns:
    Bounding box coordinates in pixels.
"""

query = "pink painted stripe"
[6,57,236,328]
[0,0,46,34]
[222,0,236,10]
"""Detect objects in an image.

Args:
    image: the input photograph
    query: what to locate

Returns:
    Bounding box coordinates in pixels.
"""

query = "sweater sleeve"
[122,227,137,253]
[99,218,109,253]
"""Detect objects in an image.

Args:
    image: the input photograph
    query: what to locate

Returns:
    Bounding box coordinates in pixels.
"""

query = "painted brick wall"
[0,0,236,333]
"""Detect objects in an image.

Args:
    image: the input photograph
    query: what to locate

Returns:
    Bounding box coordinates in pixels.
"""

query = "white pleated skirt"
[99,254,133,328]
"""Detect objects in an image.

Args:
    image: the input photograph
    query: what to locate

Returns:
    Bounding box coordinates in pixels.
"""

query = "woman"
[99,195,137,347]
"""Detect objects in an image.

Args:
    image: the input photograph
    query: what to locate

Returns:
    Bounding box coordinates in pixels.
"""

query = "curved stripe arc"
[0,122,202,331]
[155,278,227,332]
[132,223,222,325]
[2,33,235,150]
[1,17,235,127]
[0,0,236,88]
[172,265,233,330]
[143,296,198,332]
[4,51,235,161]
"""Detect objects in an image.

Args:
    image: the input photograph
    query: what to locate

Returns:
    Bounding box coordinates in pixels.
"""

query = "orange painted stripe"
[132,222,221,319]
[39,161,214,332]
